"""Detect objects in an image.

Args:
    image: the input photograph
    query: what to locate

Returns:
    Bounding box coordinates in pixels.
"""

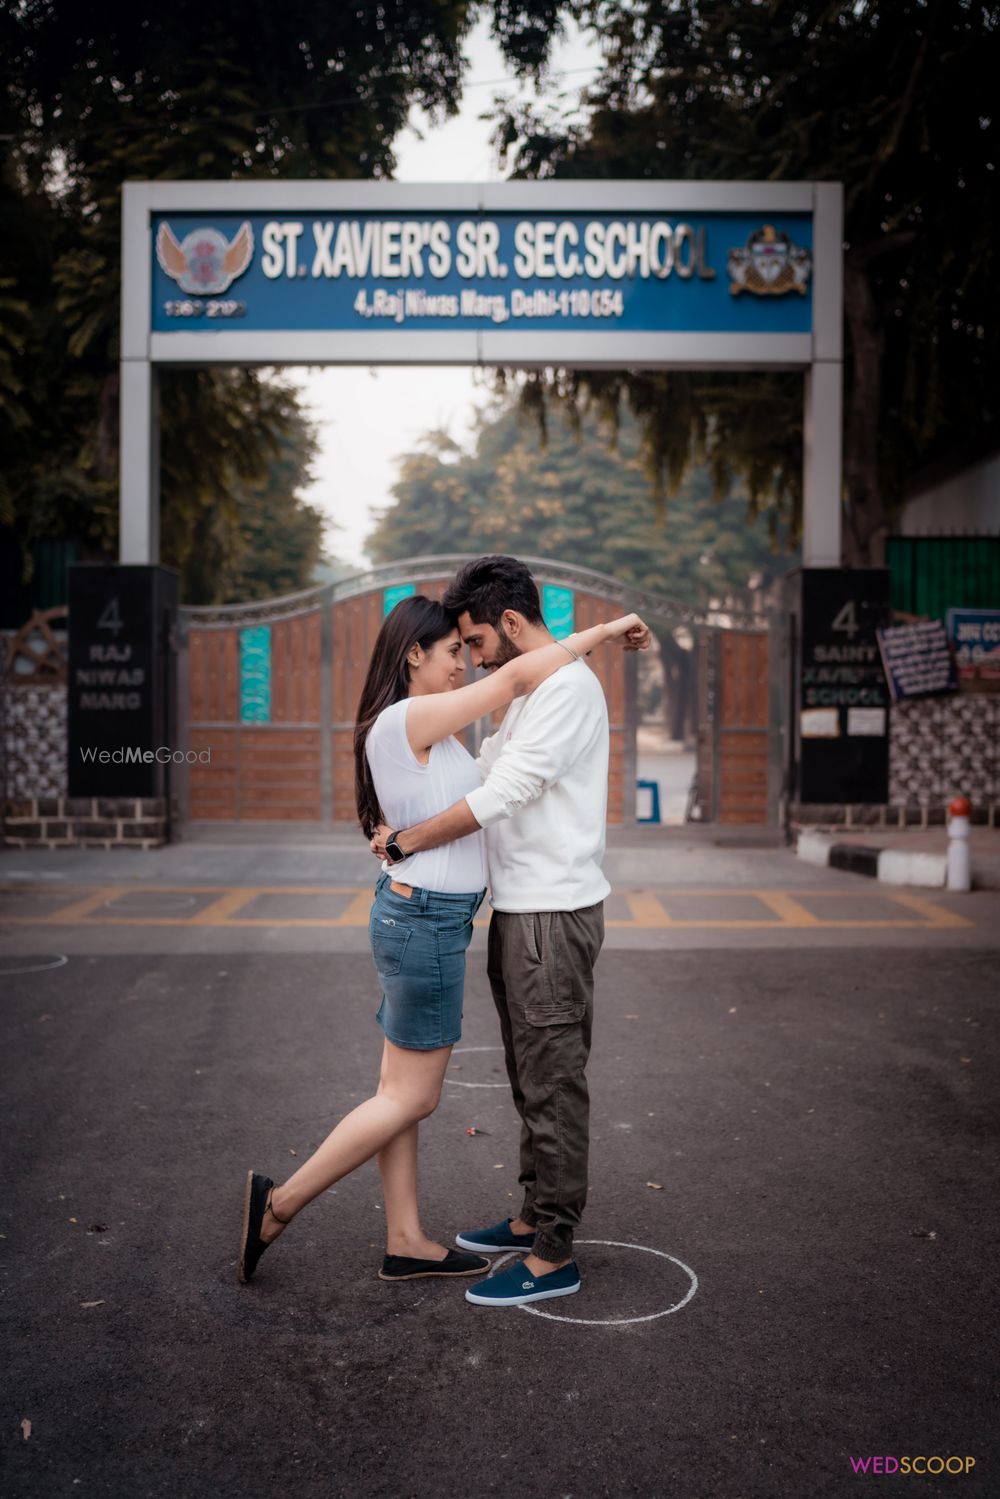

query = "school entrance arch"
[120,178,843,572]
[109,178,844,829]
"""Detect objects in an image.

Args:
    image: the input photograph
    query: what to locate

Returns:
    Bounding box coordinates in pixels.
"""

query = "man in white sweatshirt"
[375,555,615,1308]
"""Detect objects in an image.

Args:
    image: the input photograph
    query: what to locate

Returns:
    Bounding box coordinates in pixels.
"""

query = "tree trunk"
[842,233,913,566]
[843,249,886,565]
[97,369,119,483]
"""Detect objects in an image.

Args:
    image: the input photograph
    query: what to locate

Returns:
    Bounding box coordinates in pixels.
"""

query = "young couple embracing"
[238,555,650,1307]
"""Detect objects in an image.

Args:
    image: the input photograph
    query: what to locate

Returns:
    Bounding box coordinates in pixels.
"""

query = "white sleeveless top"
[365,698,488,894]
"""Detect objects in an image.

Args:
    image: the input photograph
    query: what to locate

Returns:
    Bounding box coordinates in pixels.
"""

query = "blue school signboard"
[150,211,814,336]
[121,181,844,573]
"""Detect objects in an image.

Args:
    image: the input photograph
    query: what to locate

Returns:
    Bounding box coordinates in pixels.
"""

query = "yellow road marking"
[885,892,975,929]
[333,889,376,927]
[22,885,131,922]
[188,888,261,924]
[625,891,672,926]
[755,892,822,927]
[0,885,975,930]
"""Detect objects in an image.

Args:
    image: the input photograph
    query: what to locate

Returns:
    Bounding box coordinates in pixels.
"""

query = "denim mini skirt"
[369,872,487,1050]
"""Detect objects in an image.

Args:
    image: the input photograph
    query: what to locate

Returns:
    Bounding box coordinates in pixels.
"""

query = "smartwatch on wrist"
[385,830,408,864]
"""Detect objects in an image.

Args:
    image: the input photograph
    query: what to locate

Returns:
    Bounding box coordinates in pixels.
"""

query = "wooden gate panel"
[717,631,770,824]
[234,728,322,820]
[269,612,322,724]
[186,606,323,821]
[183,569,631,827]
[189,628,238,723]
[188,726,238,820]
[332,590,386,824]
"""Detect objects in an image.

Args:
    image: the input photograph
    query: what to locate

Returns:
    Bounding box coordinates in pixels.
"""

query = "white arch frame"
[120,179,842,568]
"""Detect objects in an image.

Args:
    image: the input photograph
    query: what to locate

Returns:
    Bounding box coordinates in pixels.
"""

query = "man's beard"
[486,624,522,670]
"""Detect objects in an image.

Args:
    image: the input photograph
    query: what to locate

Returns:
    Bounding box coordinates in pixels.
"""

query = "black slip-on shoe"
[238,1170,276,1284]
[378,1248,491,1282]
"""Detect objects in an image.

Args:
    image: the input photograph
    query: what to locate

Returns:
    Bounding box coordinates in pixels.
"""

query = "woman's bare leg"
[259,1038,452,1244]
[372,1039,449,1257]
[375,1122,448,1259]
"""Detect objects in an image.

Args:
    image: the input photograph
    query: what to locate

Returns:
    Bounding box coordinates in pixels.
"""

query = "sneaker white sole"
[465,1280,581,1306]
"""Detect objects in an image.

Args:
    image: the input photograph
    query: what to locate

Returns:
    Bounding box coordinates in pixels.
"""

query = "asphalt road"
[2,892,998,1498]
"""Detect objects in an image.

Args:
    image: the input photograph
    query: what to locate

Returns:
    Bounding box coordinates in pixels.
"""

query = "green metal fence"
[887,536,1000,619]
[0,537,80,628]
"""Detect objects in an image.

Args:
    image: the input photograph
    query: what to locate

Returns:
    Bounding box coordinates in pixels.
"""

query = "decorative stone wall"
[889,694,998,808]
[1,675,172,849]
[2,615,172,846]
[2,684,67,800]
[794,692,999,827]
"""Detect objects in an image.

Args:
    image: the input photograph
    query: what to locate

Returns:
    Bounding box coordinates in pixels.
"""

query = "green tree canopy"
[0,1,561,600]
[493,0,999,564]
[367,397,794,601]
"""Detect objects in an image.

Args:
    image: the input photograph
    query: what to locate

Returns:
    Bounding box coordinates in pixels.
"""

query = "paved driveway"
[2,837,997,1497]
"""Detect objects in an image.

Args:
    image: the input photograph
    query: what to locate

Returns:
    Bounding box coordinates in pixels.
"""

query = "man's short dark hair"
[443,555,544,629]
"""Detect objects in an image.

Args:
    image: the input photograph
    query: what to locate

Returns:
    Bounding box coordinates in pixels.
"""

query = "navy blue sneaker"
[455,1218,535,1253]
[466,1259,581,1306]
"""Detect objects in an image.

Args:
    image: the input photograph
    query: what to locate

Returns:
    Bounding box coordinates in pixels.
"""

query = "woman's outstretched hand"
[609,613,652,651]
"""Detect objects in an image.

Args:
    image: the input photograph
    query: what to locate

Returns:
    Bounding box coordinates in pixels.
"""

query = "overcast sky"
[289,16,601,570]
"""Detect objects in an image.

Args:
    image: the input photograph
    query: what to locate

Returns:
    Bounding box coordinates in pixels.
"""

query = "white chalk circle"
[497,1240,699,1327]
[446,1045,508,1089]
[0,954,70,975]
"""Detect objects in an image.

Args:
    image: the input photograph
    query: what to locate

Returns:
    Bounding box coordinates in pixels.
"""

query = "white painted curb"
[795,831,948,889]
[877,850,946,888]
[796,831,832,867]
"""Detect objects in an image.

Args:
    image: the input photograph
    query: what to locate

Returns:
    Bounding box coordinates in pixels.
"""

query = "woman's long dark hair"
[354,595,459,838]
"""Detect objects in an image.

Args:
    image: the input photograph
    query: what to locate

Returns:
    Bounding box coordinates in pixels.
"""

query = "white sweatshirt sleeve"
[465,672,598,829]
[474,725,503,779]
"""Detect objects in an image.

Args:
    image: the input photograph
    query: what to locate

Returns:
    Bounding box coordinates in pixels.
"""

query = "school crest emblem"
[156,221,254,295]
[727,224,811,296]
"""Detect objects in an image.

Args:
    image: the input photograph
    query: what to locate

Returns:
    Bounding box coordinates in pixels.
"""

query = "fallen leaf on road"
[87,1223,108,1234]
[960,1057,971,1063]
[80,1300,105,1308]
[21,1419,31,1440]
[646,1182,664,1190]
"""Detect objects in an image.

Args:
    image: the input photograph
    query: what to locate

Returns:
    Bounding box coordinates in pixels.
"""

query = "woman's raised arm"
[405,614,651,755]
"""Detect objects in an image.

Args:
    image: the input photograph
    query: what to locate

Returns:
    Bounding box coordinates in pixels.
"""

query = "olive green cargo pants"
[486,902,605,1265]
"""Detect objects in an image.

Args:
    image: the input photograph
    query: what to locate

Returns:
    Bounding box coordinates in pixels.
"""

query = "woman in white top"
[238,594,648,1286]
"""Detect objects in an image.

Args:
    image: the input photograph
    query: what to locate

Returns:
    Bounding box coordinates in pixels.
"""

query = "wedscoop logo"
[848,1455,976,1476]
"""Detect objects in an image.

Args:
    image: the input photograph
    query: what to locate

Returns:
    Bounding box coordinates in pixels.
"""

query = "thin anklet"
[266,1189,292,1225]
